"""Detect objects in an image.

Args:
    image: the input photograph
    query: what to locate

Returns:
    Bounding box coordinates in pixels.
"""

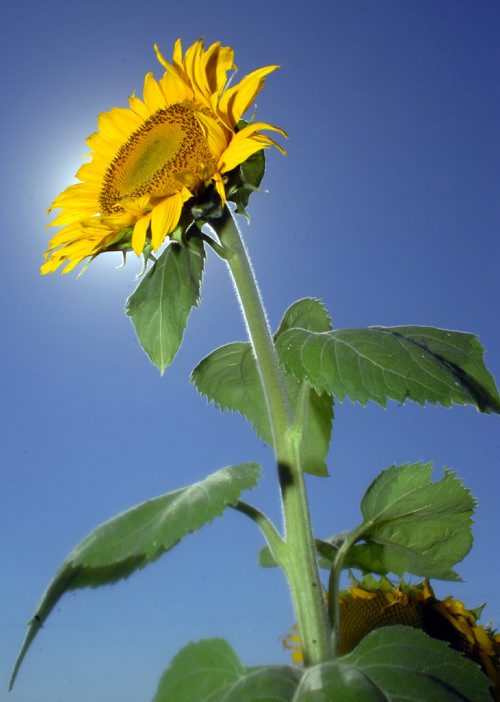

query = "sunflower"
[283,577,500,700]
[43,39,286,274]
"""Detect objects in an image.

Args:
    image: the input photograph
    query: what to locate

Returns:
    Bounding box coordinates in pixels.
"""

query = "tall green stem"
[213,207,332,665]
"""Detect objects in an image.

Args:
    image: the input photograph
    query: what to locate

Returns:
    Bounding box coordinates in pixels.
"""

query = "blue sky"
[1,1,499,700]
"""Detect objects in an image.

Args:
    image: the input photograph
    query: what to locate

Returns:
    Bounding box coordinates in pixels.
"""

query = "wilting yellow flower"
[283,578,500,699]
[43,39,286,274]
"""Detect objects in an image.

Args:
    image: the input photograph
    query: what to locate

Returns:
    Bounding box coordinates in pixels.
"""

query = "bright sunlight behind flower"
[43,38,286,274]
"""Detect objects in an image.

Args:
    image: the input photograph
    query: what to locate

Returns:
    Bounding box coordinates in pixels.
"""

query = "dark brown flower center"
[99,103,213,214]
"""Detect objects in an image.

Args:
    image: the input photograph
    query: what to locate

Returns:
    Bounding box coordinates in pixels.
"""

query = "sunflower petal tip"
[153,43,170,70]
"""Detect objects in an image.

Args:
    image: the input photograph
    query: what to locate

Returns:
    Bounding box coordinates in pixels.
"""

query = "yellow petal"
[219,133,285,173]
[183,39,205,90]
[203,42,235,94]
[153,42,171,70]
[219,65,279,126]
[212,171,226,204]
[132,214,151,255]
[150,193,183,249]
[194,110,229,161]
[159,70,192,104]
[143,72,166,112]
[172,38,183,70]
[236,121,288,142]
[128,94,151,119]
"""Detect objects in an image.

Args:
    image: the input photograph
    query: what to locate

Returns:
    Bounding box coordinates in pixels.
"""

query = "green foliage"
[295,626,492,701]
[126,236,205,374]
[154,638,301,702]
[154,639,244,702]
[276,325,500,412]
[155,628,491,702]
[222,666,302,701]
[192,299,334,476]
[349,462,475,580]
[275,298,333,336]
[261,463,475,581]
[9,463,261,690]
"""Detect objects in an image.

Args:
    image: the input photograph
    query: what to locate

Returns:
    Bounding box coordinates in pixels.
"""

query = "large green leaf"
[154,638,301,702]
[126,237,205,374]
[192,299,334,476]
[154,639,245,702]
[276,325,500,412]
[9,463,260,690]
[295,626,491,701]
[261,463,474,580]
[352,462,475,580]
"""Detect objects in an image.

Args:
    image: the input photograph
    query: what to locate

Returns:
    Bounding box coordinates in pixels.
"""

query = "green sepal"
[295,626,492,701]
[276,325,500,413]
[225,143,266,219]
[192,298,334,476]
[126,234,205,374]
[9,463,261,690]
[188,149,266,227]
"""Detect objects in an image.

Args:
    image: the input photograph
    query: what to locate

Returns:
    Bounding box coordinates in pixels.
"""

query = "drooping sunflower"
[283,577,500,700]
[43,39,286,274]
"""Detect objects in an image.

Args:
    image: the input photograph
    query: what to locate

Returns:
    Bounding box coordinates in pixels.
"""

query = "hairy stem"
[212,206,332,665]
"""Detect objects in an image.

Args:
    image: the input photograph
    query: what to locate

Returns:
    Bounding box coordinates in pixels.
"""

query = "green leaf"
[9,463,260,691]
[275,298,332,337]
[154,638,301,702]
[154,639,245,702]
[192,299,334,476]
[263,464,474,581]
[316,538,411,574]
[259,538,395,573]
[227,150,266,218]
[126,236,205,374]
[352,462,475,580]
[276,325,500,412]
[295,626,491,701]
[223,666,301,701]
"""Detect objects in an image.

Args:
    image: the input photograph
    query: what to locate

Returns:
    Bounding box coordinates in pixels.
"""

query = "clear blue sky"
[1,1,499,700]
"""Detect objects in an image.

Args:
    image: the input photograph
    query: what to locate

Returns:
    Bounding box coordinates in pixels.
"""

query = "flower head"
[44,39,286,274]
[283,577,500,699]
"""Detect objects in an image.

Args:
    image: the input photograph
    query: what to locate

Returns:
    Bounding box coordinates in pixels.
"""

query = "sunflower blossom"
[43,39,286,274]
[283,577,500,699]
